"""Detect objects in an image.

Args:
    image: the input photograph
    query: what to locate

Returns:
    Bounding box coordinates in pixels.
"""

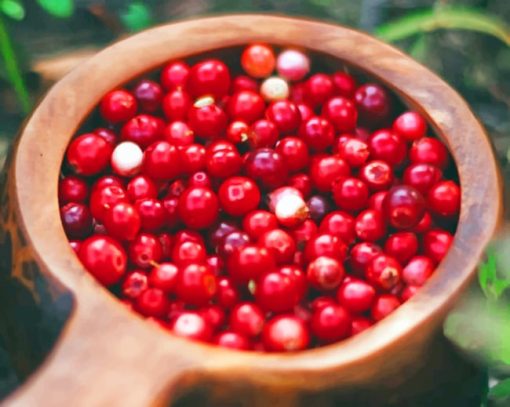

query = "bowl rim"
[12,13,502,381]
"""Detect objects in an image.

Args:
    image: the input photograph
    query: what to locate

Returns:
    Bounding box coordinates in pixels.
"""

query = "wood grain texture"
[0,15,502,406]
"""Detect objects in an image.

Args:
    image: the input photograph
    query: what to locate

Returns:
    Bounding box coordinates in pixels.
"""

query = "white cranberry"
[111,141,143,176]
[269,186,309,228]
[260,77,289,101]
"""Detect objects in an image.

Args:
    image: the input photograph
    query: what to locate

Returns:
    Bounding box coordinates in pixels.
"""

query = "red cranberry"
[215,331,251,350]
[230,302,265,337]
[322,96,357,132]
[60,202,93,239]
[311,304,351,342]
[296,103,313,121]
[337,138,370,167]
[383,185,426,229]
[413,212,433,234]
[162,89,191,122]
[306,73,334,107]
[172,241,206,266]
[244,148,288,189]
[355,83,391,127]
[366,254,402,290]
[349,242,383,274]
[174,230,205,247]
[369,191,387,212]
[427,180,460,218]
[100,89,137,123]
[94,128,117,146]
[179,144,206,174]
[129,233,163,269]
[275,136,309,173]
[122,270,148,299]
[279,265,307,299]
[160,61,189,90]
[299,116,335,152]
[307,256,345,291]
[248,119,278,148]
[149,262,179,293]
[409,137,449,169]
[158,232,173,260]
[227,245,276,283]
[188,59,231,99]
[90,185,128,222]
[59,176,89,204]
[178,187,219,230]
[288,173,312,198]
[310,296,336,312]
[162,197,180,229]
[332,177,369,212]
[103,202,141,241]
[228,90,265,124]
[66,133,113,176]
[402,256,435,286]
[423,230,453,263]
[384,232,418,265]
[332,71,357,98]
[171,312,212,342]
[290,219,318,249]
[217,277,240,309]
[79,235,127,285]
[265,100,301,134]
[227,120,250,144]
[206,255,223,276]
[205,146,242,178]
[132,79,162,113]
[351,317,373,335]
[371,294,401,321]
[368,129,406,167]
[188,171,210,189]
[241,44,275,78]
[135,288,169,318]
[209,221,240,250]
[258,229,296,264]
[188,99,227,139]
[393,111,427,141]
[320,211,355,245]
[290,82,307,103]
[135,198,167,232]
[163,121,194,146]
[143,141,181,181]
[305,233,347,262]
[263,315,310,352]
[92,175,124,192]
[359,160,394,191]
[337,280,376,314]
[256,271,302,312]
[176,263,217,306]
[218,176,261,216]
[217,231,251,258]
[120,114,164,148]
[310,155,350,192]
[231,75,258,93]
[403,163,442,194]
[126,175,157,202]
[355,209,386,242]
[199,305,226,331]
[242,210,278,240]
[401,285,419,302]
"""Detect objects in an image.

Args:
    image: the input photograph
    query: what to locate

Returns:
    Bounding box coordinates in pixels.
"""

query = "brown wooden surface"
[0,15,502,406]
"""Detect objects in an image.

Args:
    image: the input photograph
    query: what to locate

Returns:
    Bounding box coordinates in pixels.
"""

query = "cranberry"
[311,304,351,342]
[369,191,388,212]
[310,155,350,192]
[120,114,164,148]
[355,209,386,242]
[132,79,163,113]
[59,176,89,204]
[332,177,369,212]
[306,73,334,107]
[188,59,230,99]
[92,175,124,192]
[218,176,261,216]
[246,119,277,148]
[268,186,308,228]
[66,133,113,176]
[171,312,212,342]
[209,221,240,250]
[256,271,302,312]
[403,163,442,194]
[90,185,128,222]
[127,175,157,202]
[409,137,449,169]
[231,75,258,93]
[322,96,357,132]
[332,71,357,98]
[172,241,206,266]
[227,245,276,283]
[337,138,370,167]
[215,331,251,350]
[227,120,250,144]
[368,129,406,167]
[307,195,331,223]
[355,83,391,127]
[122,270,148,299]
[258,229,296,264]
[79,235,127,285]
[265,100,301,134]
[383,185,426,229]
[60,202,93,239]
[94,128,117,146]
[276,49,310,81]
[179,144,206,174]
[402,256,435,286]
[188,99,228,139]
[103,202,141,241]
[393,111,427,141]
[205,146,242,178]
[178,187,219,230]
[163,121,194,147]
[136,288,169,318]
[299,116,335,152]
[366,254,402,290]
[162,197,180,229]
[199,305,226,331]
[296,103,313,121]
[423,229,453,263]
[288,173,312,198]
[143,141,181,181]
[160,61,189,90]
[337,280,376,314]
[320,211,355,245]
[275,136,309,173]
[263,315,310,352]
[371,294,401,321]
[413,212,433,234]
[305,233,347,262]
[149,262,179,293]
[161,89,191,122]
[230,302,265,337]
[174,230,205,246]
[213,276,238,307]
[176,263,216,306]
[134,198,166,232]
[427,180,460,218]
[290,219,318,250]
[129,233,163,269]
[384,232,418,265]
[242,210,278,240]
[359,160,394,191]
[241,44,275,78]
[349,242,383,274]
[401,285,419,302]
[307,256,345,291]
[100,89,137,123]
[217,231,251,258]
[244,148,288,189]
[228,90,265,123]
[352,317,372,335]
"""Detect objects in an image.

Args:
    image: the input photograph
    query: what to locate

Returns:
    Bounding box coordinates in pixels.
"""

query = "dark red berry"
[311,304,351,342]
[176,263,217,306]
[383,185,426,229]
[66,133,113,176]
[178,187,219,230]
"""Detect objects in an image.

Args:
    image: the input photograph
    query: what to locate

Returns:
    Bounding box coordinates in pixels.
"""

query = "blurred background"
[0,0,509,405]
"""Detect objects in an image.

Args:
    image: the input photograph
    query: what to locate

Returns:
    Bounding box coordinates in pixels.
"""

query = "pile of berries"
[59,44,460,352]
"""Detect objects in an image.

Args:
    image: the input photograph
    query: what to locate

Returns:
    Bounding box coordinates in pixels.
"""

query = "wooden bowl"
[0,15,502,406]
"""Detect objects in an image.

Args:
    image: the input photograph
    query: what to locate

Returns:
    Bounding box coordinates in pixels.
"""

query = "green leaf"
[376,6,510,47]
[36,0,74,18]
[489,378,510,399]
[1,0,25,21]
[409,34,428,61]
[120,2,152,32]
[479,250,497,299]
